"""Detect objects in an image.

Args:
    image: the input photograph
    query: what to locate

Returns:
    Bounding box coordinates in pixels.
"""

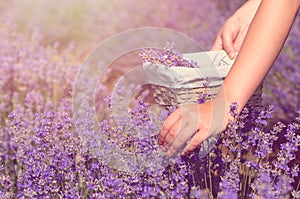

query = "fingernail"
[229,52,235,60]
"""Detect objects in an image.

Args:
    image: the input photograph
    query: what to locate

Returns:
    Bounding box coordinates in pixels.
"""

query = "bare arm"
[159,0,299,157]
[220,0,300,114]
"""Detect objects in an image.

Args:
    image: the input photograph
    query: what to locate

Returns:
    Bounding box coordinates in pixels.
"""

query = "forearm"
[218,0,299,114]
[233,0,262,24]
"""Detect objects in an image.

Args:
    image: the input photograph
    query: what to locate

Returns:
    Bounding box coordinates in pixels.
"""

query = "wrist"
[212,84,244,130]
[210,95,232,133]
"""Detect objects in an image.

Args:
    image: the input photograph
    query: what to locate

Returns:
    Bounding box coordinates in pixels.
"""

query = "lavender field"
[0,1,299,198]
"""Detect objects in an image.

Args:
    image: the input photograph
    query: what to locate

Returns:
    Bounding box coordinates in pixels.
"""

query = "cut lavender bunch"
[139,41,199,68]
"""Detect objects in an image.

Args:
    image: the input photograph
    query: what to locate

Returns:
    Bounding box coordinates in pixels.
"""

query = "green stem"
[242,165,247,198]
[192,170,196,186]
[204,173,208,191]
[295,180,300,192]
[224,147,230,172]
[247,173,252,198]
[208,156,213,194]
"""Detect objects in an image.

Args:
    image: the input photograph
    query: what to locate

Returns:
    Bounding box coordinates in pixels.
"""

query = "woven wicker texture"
[152,82,263,109]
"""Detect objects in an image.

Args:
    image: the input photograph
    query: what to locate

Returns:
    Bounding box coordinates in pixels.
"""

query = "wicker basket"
[151,83,263,109]
[143,50,263,157]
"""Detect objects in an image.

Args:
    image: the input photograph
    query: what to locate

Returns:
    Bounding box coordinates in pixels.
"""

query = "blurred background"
[0,0,243,52]
[0,2,299,197]
[0,0,299,122]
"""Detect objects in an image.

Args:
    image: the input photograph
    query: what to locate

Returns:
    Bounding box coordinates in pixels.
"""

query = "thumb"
[211,36,223,51]
[181,129,208,156]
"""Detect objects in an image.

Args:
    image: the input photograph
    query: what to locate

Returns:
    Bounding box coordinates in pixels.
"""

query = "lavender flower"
[139,41,199,68]
[0,1,299,198]
[190,187,209,199]
[252,172,276,198]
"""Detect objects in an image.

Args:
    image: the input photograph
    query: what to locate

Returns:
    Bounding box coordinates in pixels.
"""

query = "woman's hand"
[158,99,228,157]
[212,0,261,59]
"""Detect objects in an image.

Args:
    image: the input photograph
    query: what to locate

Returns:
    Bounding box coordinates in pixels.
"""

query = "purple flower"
[292,190,300,199]
[139,42,199,68]
[0,2,299,198]
[252,172,276,198]
[274,175,293,197]
[191,187,209,199]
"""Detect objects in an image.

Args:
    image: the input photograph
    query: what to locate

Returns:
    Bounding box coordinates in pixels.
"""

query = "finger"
[163,117,186,148]
[161,122,185,153]
[166,120,199,157]
[232,35,244,53]
[232,30,247,52]
[158,108,181,143]
[181,129,208,156]
[221,30,237,60]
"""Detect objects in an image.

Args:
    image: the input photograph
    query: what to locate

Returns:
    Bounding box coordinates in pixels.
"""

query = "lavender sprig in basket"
[140,42,263,157]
